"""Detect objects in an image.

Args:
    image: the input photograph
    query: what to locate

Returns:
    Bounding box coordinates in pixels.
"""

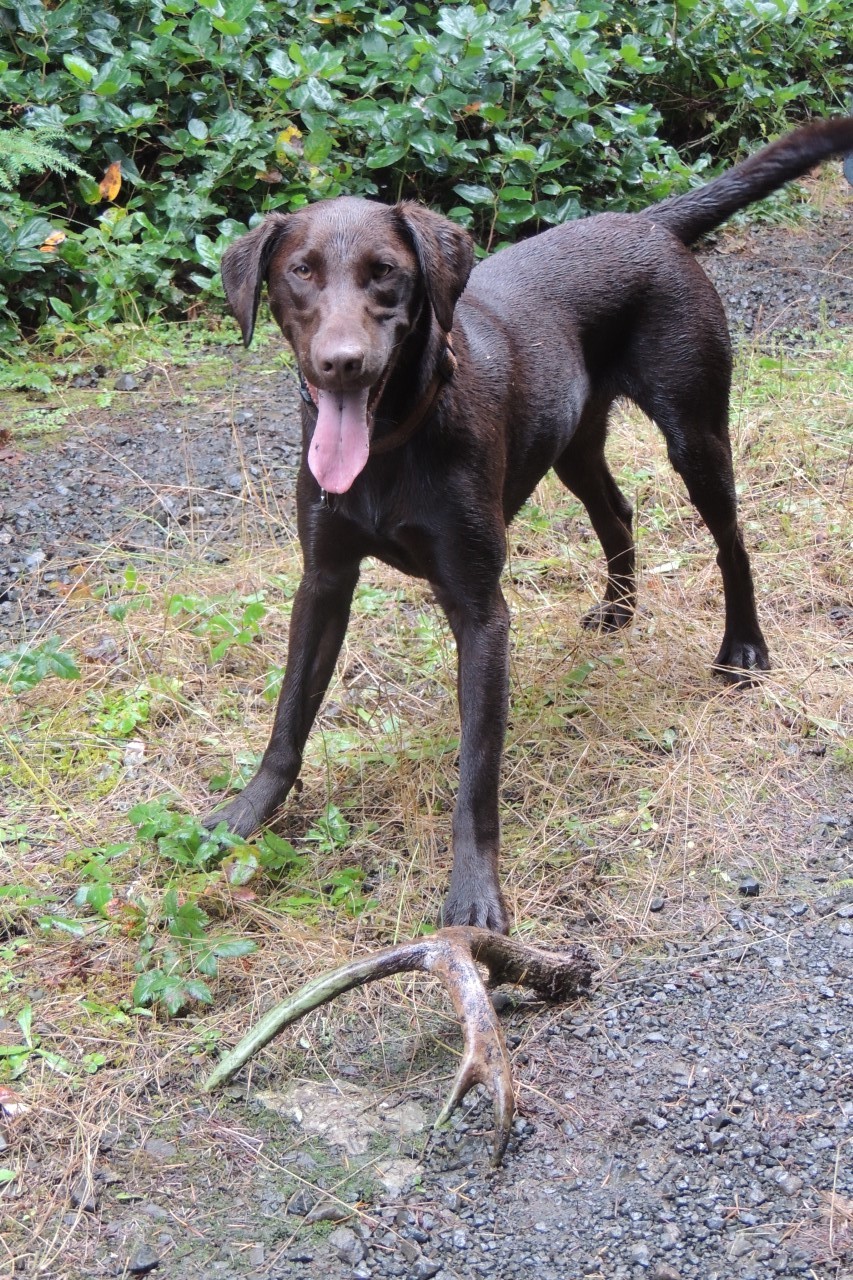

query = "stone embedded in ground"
[142,1137,177,1161]
[304,1200,351,1225]
[69,1176,97,1211]
[373,1156,422,1196]
[255,1080,427,1159]
[127,1243,160,1274]
[327,1225,364,1265]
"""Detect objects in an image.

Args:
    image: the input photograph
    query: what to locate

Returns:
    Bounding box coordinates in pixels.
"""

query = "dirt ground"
[1,188,851,1280]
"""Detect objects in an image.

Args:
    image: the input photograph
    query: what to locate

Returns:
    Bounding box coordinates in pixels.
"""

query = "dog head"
[221,197,473,493]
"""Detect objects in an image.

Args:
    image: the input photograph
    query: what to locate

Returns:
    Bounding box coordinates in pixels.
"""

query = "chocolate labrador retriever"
[210,118,853,932]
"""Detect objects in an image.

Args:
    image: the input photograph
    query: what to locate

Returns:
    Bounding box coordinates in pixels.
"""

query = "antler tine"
[424,934,515,1164]
[202,937,437,1094]
[203,926,595,1166]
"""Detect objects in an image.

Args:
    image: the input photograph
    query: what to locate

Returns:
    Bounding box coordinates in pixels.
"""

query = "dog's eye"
[292,263,312,279]
[372,263,394,280]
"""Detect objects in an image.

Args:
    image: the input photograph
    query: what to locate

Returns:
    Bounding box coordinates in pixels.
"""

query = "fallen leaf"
[275,126,303,162]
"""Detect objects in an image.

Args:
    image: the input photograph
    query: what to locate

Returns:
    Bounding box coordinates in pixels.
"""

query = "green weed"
[0,637,80,693]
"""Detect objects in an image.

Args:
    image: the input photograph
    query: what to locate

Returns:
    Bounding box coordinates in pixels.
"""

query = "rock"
[738,876,760,897]
[412,1261,442,1279]
[400,1238,421,1263]
[730,1232,755,1259]
[139,1203,169,1221]
[127,1244,160,1274]
[328,1226,364,1265]
[69,1176,97,1211]
[142,1138,177,1161]
[304,1199,350,1225]
[374,1157,422,1195]
[287,1187,318,1216]
[114,373,139,391]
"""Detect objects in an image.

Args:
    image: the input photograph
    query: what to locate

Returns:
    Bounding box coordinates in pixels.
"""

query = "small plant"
[323,866,377,918]
[132,889,256,1016]
[94,684,151,738]
[0,1005,73,1080]
[263,663,287,702]
[167,591,267,660]
[95,563,153,620]
[0,126,87,191]
[305,804,351,853]
[128,799,236,871]
[0,637,80,693]
[208,750,263,794]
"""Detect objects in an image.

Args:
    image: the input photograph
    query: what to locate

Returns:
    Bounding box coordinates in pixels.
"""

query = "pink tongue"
[308,388,371,494]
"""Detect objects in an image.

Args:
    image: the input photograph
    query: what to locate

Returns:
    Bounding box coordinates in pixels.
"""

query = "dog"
[209,118,853,933]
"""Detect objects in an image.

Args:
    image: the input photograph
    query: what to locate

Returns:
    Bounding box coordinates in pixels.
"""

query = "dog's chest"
[325,478,441,580]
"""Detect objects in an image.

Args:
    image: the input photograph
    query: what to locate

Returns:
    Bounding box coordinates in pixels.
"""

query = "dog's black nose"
[318,345,366,380]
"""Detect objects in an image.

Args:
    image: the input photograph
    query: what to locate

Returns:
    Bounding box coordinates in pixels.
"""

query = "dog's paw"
[581,600,634,633]
[440,882,510,935]
[202,771,289,838]
[712,637,770,687]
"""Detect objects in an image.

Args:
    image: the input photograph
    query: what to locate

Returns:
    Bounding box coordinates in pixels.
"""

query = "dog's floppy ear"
[395,203,474,333]
[220,214,290,346]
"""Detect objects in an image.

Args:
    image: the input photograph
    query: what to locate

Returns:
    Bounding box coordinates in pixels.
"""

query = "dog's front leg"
[437,585,511,934]
[203,562,360,838]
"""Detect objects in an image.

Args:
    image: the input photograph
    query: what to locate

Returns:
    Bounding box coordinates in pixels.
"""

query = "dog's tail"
[649,117,853,246]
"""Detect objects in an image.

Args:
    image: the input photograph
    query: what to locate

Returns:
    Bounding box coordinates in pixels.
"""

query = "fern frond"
[0,127,87,190]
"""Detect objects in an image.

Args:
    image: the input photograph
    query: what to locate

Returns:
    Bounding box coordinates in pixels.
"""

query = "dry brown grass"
[1,330,851,1275]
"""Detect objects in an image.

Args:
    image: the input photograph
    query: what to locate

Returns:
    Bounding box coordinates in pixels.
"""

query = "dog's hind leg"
[553,402,636,632]
[642,385,769,683]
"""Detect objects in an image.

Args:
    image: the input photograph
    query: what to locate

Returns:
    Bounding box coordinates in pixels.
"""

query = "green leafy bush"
[0,0,850,341]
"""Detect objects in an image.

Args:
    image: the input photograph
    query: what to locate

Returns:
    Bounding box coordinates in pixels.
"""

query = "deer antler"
[202,927,595,1165]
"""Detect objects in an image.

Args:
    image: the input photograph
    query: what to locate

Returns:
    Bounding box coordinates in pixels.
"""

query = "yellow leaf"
[255,168,284,184]
[39,231,66,253]
[98,161,122,201]
[275,125,304,164]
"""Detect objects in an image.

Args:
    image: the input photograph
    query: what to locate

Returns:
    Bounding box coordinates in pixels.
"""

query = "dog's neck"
[369,331,456,457]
